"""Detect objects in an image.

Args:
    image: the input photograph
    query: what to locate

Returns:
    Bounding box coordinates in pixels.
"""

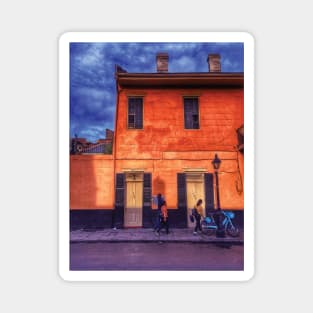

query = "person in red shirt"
[155,200,169,235]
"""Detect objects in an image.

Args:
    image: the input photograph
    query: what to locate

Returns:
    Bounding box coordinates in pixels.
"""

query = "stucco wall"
[115,88,243,159]
[70,155,114,209]
[70,87,244,211]
[115,153,244,210]
[114,87,244,209]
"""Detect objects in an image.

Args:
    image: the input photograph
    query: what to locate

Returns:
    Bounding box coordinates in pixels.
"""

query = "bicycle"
[200,210,240,237]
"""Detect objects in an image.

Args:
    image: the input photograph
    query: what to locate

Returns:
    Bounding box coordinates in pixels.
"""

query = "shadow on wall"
[153,175,166,199]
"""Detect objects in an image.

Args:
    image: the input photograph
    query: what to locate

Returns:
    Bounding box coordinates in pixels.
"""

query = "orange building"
[70,53,244,230]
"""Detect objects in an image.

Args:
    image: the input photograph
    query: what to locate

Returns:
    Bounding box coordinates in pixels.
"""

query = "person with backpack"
[192,199,204,235]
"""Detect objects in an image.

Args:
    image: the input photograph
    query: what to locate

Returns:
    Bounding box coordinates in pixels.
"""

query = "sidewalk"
[70,228,244,244]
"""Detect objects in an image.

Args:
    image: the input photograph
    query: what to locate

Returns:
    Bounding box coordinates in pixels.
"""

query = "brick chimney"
[207,54,221,72]
[156,53,169,72]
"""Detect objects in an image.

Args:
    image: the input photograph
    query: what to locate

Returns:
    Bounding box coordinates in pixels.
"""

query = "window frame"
[183,96,200,130]
[127,96,144,130]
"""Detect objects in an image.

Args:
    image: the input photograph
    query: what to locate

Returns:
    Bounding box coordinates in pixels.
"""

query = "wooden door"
[186,173,205,228]
[124,173,143,227]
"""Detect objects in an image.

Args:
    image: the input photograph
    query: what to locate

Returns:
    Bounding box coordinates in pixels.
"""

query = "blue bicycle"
[201,210,240,237]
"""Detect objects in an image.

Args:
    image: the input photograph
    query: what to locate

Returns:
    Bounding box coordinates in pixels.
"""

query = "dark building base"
[70,210,114,231]
[70,209,244,230]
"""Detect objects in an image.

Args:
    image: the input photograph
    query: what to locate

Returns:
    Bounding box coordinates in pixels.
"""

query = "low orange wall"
[70,153,243,210]
[70,155,114,209]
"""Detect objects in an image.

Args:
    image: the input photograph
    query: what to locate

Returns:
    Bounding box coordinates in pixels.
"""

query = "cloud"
[70,42,243,142]
[222,57,241,72]
[171,55,197,72]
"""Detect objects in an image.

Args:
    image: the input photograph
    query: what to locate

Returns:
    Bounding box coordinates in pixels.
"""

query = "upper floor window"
[128,97,143,129]
[184,97,199,129]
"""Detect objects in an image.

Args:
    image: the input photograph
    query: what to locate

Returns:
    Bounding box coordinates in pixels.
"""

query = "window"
[128,97,143,129]
[184,97,199,129]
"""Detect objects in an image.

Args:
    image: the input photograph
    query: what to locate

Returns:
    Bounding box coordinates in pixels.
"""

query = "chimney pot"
[207,54,221,72]
[156,53,169,72]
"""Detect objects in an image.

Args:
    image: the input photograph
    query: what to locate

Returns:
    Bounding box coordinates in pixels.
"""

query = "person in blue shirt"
[155,200,169,235]
[153,193,164,231]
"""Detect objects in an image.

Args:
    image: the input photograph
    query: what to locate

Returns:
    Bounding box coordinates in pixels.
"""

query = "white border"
[59,32,254,282]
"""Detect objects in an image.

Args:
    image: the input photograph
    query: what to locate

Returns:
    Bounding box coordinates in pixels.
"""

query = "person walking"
[155,200,169,235]
[192,199,204,235]
[153,193,164,231]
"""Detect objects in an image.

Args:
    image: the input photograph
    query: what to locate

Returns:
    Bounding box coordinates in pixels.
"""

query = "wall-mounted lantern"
[211,153,222,210]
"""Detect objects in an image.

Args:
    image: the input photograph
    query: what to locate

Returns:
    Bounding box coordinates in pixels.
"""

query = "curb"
[70,239,243,244]
[70,228,244,245]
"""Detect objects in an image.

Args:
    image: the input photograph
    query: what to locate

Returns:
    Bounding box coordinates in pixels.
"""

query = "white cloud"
[222,57,241,72]
[75,45,104,67]
[171,56,197,72]
[76,87,111,101]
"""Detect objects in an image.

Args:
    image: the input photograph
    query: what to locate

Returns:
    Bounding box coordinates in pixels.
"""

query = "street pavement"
[70,242,244,271]
[70,227,244,244]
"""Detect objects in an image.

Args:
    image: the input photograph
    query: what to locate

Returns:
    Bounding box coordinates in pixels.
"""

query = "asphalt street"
[70,242,244,271]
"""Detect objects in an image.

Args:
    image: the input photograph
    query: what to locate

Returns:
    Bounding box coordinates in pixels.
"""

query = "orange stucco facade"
[70,67,244,228]
[114,87,244,209]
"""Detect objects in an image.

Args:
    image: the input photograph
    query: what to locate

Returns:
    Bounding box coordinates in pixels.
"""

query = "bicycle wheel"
[227,225,240,237]
[201,221,215,236]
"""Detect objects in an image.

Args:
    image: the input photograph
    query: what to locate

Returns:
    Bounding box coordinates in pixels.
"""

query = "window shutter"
[115,173,124,205]
[128,98,143,129]
[184,98,199,129]
[142,173,152,227]
[143,173,152,207]
[177,173,187,210]
[114,173,125,228]
[204,173,214,214]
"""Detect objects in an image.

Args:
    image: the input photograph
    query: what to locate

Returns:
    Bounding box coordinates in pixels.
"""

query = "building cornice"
[116,72,244,88]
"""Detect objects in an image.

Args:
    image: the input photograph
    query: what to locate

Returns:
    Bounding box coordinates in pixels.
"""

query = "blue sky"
[70,42,244,142]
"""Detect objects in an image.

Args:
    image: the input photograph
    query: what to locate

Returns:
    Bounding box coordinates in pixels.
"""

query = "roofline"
[116,72,243,77]
[116,72,244,88]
